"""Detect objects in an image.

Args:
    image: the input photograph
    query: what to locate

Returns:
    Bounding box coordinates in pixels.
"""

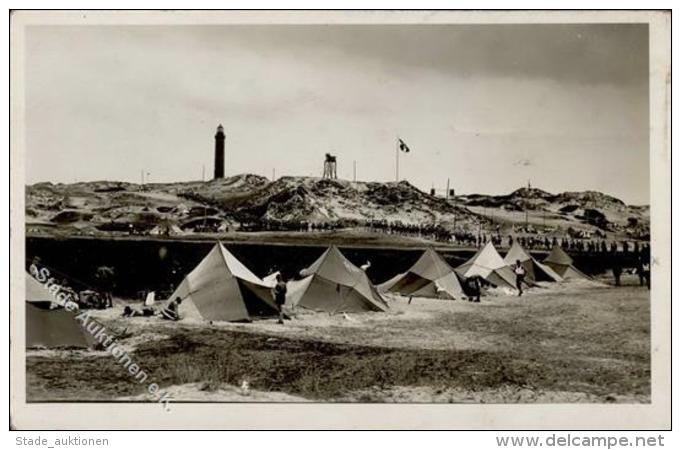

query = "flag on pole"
[398,138,411,153]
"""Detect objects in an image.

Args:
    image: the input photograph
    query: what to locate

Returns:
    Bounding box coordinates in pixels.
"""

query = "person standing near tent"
[636,256,645,287]
[272,274,287,324]
[95,266,115,308]
[513,260,527,297]
[464,276,482,303]
[642,260,651,290]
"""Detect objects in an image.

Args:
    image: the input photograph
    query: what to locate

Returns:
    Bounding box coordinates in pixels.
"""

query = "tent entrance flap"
[297,275,384,313]
[390,272,432,296]
[238,279,280,318]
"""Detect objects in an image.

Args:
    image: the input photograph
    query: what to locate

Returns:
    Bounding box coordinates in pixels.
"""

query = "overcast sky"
[25,24,649,204]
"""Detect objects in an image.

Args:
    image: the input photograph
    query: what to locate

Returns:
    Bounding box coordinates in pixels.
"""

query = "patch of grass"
[26,286,650,402]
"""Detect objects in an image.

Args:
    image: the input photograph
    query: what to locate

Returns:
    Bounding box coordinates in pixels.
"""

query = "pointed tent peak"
[310,245,342,259]
[197,241,225,265]
[423,246,442,258]
[317,245,347,261]
[423,247,446,263]
[327,244,343,255]
[411,247,455,279]
[321,245,363,273]
[300,245,365,284]
[307,245,332,264]
[211,242,266,285]
[300,248,327,276]
[504,240,533,265]
[545,245,574,266]
[464,241,507,270]
[416,247,440,263]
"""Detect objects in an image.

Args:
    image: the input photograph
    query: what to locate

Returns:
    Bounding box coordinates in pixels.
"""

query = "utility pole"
[395,138,399,182]
[452,188,457,230]
[525,180,530,231]
[202,165,205,182]
[478,209,483,245]
[353,160,357,182]
[446,178,450,201]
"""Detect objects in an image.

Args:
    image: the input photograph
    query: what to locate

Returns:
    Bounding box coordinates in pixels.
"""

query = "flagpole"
[395,137,399,182]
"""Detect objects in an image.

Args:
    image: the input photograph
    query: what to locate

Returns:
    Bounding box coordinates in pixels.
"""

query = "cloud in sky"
[24,23,649,204]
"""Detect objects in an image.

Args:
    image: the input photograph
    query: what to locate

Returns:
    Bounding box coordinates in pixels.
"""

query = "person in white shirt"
[513,260,527,297]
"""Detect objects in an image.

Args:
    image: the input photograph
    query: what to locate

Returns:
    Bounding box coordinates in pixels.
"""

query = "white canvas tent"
[378,248,465,299]
[455,242,518,290]
[287,246,389,313]
[26,274,92,348]
[149,220,184,236]
[543,246,591,280]
[504,241,563,283]
[169,243,278,322]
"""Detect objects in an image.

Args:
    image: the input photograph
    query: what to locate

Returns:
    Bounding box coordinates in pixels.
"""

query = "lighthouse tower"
[214,124,225,179]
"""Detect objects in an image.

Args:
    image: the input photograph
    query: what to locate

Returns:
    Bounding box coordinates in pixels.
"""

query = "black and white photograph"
[9,10,671,430]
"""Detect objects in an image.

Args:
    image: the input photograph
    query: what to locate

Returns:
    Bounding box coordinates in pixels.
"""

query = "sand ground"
[26,275,649,403]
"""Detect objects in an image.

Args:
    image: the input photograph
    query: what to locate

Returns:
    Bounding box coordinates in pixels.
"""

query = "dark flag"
[398,138,411,153]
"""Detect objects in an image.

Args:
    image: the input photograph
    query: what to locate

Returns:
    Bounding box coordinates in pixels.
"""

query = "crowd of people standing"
[234,218,648,255]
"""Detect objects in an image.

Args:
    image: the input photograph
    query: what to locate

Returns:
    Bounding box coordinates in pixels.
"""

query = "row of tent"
[24,243,388,348]
[171,243,389,323]
[380,241,589,299]
[25,240,589,347]
[171,240,588,322]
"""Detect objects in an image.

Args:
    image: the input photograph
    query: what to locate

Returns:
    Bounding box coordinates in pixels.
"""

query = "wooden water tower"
[323,153,337,179]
